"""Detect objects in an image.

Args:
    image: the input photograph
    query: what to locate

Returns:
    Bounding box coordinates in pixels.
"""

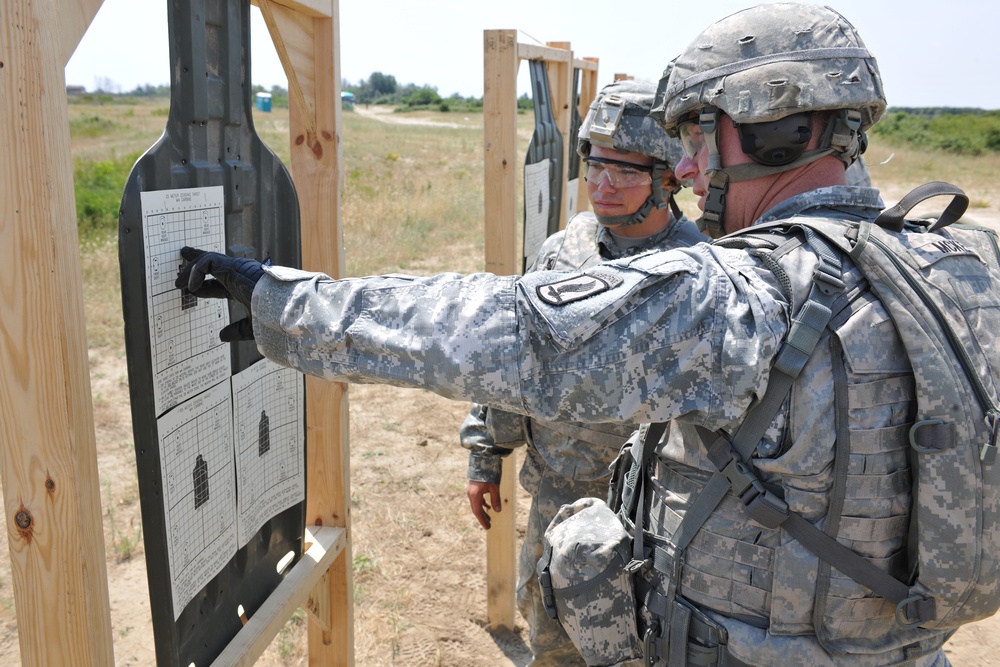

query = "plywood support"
[210,527,346,667]
[0,1,115,665]
[482,30,598,631]
[257,1,354,664]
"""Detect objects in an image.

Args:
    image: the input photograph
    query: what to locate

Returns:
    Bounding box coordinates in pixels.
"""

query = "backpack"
[614,181,1000,634]
[775,182,1000,629]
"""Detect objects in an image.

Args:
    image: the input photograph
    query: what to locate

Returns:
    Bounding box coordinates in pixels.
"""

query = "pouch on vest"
[539,497,643,666]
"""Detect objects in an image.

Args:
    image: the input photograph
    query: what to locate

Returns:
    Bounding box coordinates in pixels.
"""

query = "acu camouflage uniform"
[250,185,954,666]
[250,182,953,666]
[461,210,704,665]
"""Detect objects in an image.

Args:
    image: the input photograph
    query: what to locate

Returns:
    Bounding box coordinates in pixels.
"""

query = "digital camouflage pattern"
[539,497,643,666]
[513,450,612,666]
[845,155,873,187]
[253,241,783,432]
[634,187,956,666]
[577,80,685,169]
[459,211,705,665]
[462,211,705,485]
[762,212,1000,631]
[653,3,886,133]
[249,185,954,665]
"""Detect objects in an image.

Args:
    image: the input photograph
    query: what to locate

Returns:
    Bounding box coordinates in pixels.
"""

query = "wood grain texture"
[270,2,355,663]
[0,0,114,664]
[483,29,520,630]
[210,527,347,666]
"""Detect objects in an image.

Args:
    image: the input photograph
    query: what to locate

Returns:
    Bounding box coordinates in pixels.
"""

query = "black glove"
[219,318,255,342]
[175,247,264,309]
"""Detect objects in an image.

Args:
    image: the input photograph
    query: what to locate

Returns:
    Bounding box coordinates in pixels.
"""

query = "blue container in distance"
[255,92,272,112]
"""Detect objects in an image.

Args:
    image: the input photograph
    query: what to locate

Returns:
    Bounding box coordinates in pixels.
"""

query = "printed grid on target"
[161,393,235,573]
[144,208,226,374]
[234,366,303,515]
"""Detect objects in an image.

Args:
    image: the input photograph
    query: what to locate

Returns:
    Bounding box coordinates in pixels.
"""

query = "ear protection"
[736,112,812,166]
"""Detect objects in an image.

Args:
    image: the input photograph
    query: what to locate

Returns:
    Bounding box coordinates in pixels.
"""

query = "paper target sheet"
[140,186,231,416]
[523,159,551,267]
[232,359,305,547]
[156,381,238,621]
[566,177,579,224]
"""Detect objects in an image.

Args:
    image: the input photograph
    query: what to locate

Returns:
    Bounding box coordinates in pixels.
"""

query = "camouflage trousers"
[517,446,612,667]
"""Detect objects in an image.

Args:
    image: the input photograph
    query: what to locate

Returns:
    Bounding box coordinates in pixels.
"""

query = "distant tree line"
[341,71,485,112]
[871,107,1000,155]
[73,78,999,151]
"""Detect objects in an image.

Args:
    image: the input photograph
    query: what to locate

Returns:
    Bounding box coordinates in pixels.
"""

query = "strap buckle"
[720,454,789,529]
[643,622,662,666]
[538,568,558,619]
[895,594,932,629]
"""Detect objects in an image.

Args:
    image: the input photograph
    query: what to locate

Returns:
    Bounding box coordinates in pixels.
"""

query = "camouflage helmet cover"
[654,3,887,134]
[578,79,685,170]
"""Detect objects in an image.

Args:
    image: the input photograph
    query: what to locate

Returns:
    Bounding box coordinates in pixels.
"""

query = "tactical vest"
[621,212,963,665]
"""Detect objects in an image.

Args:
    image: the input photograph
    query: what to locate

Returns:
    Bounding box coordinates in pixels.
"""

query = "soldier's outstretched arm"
[179,246,788,429]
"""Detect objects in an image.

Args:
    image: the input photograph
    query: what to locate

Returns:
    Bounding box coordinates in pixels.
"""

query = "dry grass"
[864,137,1000,220]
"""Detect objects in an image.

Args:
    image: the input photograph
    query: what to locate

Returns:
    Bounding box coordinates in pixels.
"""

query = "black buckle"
[895,594,933,629]
[720,455,789,529]
[538,568,558,619]
[719,456,757,499]
[643,622,661,666]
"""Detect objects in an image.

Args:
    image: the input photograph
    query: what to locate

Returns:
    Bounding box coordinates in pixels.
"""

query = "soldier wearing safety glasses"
[460,79,704,667]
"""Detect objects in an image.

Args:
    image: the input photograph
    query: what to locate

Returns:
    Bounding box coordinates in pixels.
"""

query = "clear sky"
[64,0,1000,110]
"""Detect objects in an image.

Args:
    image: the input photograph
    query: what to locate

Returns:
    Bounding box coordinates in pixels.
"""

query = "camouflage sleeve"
[251,246,788,428]
[459,403,528,483]
[460,404,505,484]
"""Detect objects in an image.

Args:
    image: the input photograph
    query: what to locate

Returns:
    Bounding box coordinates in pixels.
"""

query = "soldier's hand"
[467,480,502,530]
[175,247,264,310]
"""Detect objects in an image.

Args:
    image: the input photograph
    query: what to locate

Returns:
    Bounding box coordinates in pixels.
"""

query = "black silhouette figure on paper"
[258,410,270,456]
[193,454,209,509]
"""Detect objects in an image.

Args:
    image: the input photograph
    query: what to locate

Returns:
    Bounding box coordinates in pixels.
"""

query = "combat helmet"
[578,79,685,227]
[651,2,887,237]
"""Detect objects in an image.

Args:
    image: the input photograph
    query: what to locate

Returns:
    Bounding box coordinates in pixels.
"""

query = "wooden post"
[575,57,600,214]
[0,0,114,664]
[483,28,519,631]
[255,0,354,664]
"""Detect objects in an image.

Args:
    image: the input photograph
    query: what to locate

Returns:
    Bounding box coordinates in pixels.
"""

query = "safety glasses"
[676,118,706,159]
[584,157,653,189]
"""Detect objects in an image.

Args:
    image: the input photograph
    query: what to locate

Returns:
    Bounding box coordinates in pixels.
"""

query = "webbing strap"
[781,511,935,625]
[873,181,969,232]
[722,226,844,460]
[668,602,691,667]
[624,422,668,570]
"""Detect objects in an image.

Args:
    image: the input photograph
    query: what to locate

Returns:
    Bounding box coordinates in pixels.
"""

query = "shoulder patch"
[536,271,623,306]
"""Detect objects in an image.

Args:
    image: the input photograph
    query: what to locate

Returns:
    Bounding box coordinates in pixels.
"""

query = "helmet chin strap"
[595,161,681,228]
[694,108,847,239]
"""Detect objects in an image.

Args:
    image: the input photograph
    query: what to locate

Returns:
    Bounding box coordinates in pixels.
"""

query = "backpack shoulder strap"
[700,221,937,625]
